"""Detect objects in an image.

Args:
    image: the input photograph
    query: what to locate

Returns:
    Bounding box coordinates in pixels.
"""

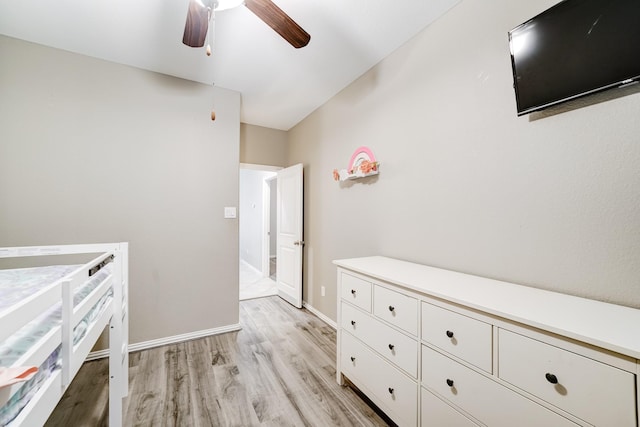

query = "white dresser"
[335,256,640,427]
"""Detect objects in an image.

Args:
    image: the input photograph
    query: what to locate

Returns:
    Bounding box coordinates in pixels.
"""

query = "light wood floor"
[45,296,391,426]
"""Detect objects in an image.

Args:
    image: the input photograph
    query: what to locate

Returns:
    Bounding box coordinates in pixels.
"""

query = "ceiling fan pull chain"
[206,7,214,56]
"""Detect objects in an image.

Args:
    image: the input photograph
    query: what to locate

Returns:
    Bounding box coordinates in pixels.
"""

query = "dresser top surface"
[334,256,640,359]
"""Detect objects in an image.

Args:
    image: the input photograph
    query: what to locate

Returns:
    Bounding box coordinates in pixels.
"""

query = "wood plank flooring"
[45,296,391,426]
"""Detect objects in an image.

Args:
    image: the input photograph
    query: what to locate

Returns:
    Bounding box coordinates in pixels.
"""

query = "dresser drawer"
[421,388,479,427]
[341,331,418,426]
[340,272,372,312]
[498,329,637,426]
[422,346,578,427]
[341,302,418,378]
[373,285,418,335]
[421,302,492,373]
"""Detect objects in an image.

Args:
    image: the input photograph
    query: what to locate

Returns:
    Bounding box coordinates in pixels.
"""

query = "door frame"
[239,163,282,279]
[263,175,277,278]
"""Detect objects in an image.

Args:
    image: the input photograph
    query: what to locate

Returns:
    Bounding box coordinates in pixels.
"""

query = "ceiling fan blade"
[245,0,310,49]
[183,0,210,48]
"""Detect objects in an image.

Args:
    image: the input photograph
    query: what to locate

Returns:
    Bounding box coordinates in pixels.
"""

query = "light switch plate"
[224,207,237,219]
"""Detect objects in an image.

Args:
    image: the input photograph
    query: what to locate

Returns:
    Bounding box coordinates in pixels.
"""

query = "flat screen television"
[508,0,640,115]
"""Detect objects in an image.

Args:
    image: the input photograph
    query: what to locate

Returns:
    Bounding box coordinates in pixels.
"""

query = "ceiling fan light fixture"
[183,0,310,49]
[214,0,245,11]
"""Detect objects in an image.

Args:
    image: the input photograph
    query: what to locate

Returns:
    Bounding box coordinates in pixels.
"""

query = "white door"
[276,163,303,308]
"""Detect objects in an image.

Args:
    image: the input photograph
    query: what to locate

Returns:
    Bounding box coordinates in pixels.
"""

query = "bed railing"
[61,251,116,387]
[0,243,124,259]
[0,242,128,427]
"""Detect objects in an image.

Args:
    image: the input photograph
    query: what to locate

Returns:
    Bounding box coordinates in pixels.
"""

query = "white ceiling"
[0,0,460,130]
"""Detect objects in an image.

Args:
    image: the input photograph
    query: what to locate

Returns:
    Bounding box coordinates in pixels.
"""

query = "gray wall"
[289,0,640,321]
[240,123,289,167]
[0,36,241,345]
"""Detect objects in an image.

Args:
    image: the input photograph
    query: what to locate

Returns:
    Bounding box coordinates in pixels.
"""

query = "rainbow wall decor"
[333,146,380,182]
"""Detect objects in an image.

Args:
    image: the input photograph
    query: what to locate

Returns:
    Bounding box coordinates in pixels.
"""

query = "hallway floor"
[240,260,277,301]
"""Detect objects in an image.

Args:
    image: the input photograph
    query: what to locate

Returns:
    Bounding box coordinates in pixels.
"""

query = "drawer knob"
[388,387,394,394]
[350,356,356,362]
[446,330,454,338]
[388,344,395,350]
[351,320,356,326]
[388,305,395,312]
[545,373,559,384]
[351,289,356,295]
[446,379,454,387]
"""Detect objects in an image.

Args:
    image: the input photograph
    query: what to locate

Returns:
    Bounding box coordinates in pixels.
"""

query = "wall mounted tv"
[508,0,640,116]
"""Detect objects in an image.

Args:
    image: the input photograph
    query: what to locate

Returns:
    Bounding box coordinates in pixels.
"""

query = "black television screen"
[508,0,640,115]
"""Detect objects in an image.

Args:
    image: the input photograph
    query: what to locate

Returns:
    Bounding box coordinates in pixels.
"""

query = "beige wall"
[240,123,288,166]
[3,0,640,343]
[0,36,241,345]
[289,0,640,321]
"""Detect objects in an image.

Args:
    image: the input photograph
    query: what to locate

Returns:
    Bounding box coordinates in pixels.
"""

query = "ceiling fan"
[182,0,311,54]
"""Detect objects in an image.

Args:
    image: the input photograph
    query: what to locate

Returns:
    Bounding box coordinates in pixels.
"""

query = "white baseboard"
[86,323,242,361]
[302,301,337,330]
[86,349,110,361]
[240,259,262,275]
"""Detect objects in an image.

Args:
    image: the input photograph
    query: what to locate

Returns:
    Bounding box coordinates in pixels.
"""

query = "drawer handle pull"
[388,387,394,394]
[351,320,356,326]
[388,305,395,312]
[351,289,356,295]
[350,356,356,362]
[446,330,454,338]
[388,344,395,350]
[545,373,558,384]
[446,379,454,387]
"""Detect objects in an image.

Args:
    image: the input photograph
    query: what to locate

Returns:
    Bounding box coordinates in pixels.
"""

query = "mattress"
[0,264,113,425]
[0,265,79,313]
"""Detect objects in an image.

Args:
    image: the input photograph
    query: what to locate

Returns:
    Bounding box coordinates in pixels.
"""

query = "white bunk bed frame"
[0,243,129,426]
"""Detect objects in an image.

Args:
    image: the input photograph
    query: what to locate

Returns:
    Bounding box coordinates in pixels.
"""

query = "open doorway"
[266,176,277,281]
[239,164,280,300]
